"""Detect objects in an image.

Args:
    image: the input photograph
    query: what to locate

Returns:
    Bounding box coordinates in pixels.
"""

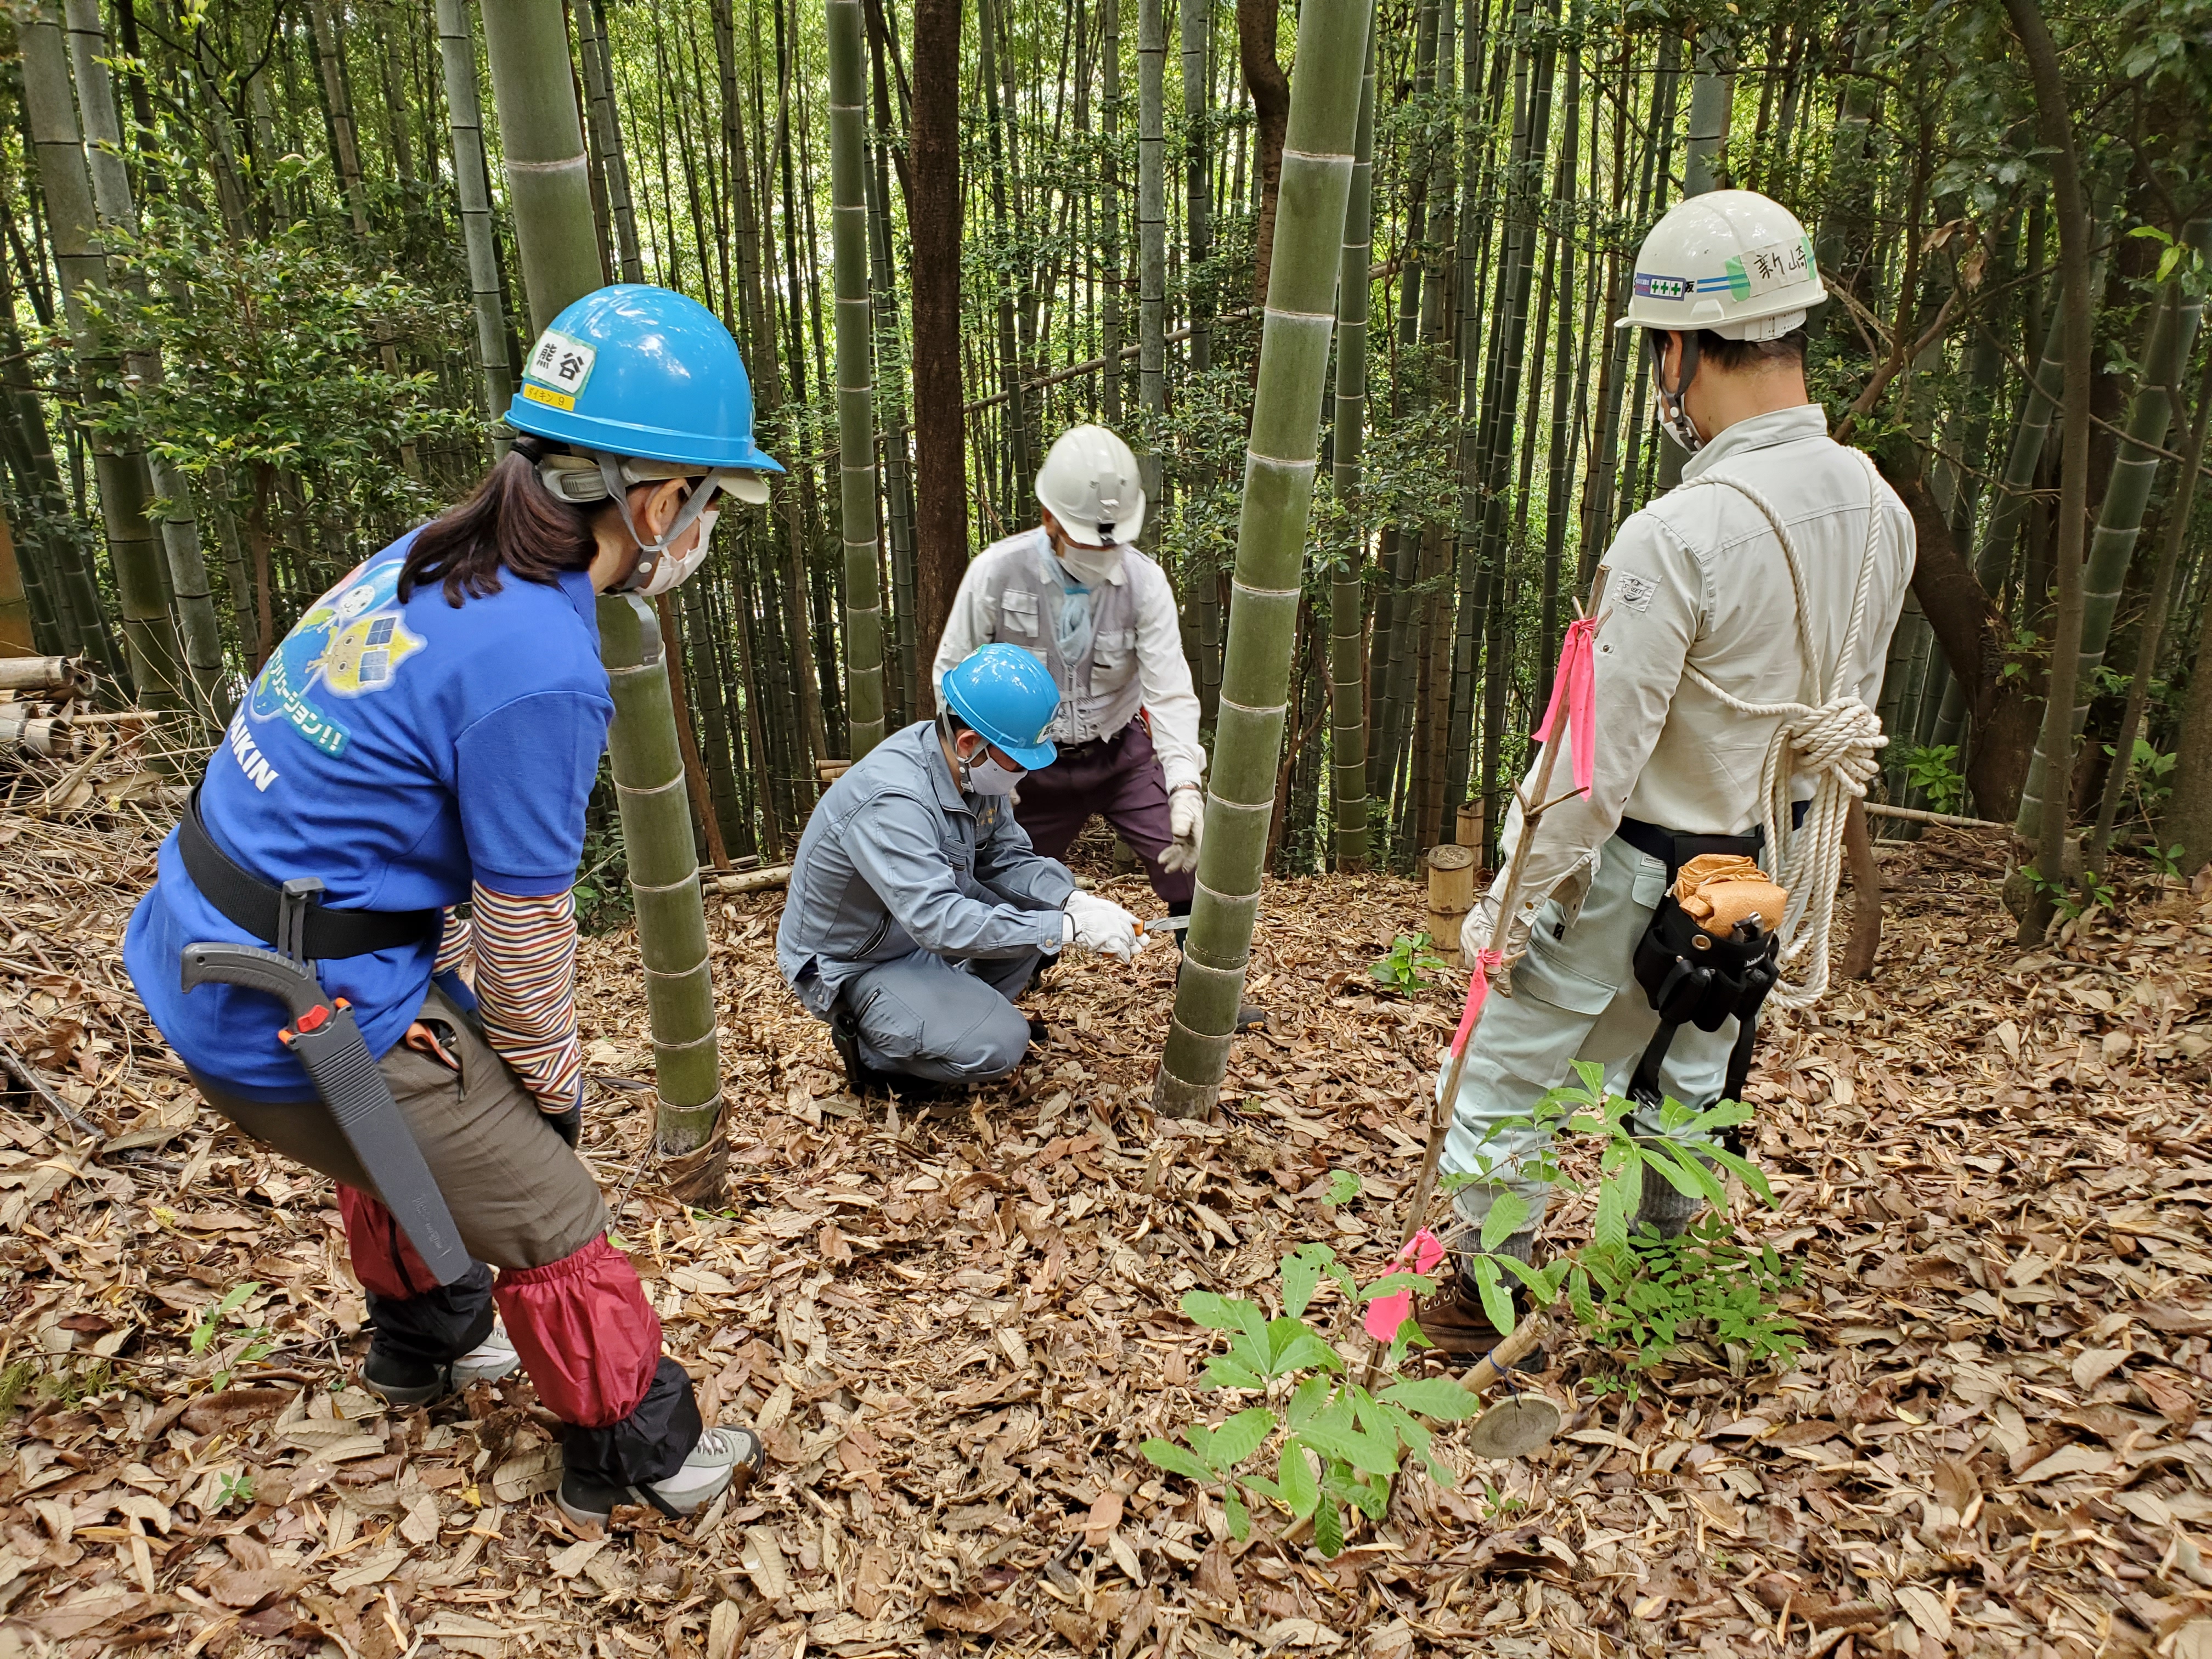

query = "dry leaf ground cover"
[2,800,2211,1659]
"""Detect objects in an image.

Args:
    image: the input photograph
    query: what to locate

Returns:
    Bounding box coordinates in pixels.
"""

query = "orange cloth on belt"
[1673,854,1788,940]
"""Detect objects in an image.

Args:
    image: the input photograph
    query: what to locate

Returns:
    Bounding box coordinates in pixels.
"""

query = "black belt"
[1057,718,1139,759]
[176,786,437,960]
[1615,799,1809,878]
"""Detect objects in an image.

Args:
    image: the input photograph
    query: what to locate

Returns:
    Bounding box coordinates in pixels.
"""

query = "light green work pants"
[1437,835,1738,1228]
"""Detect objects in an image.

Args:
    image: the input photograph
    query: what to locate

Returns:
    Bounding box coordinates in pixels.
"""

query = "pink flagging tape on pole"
[1533,615,1599,800]
[1450,949,1502,1058]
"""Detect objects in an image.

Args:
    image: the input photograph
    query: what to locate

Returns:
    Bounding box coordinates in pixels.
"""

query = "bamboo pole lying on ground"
[707,865,794,895]
[1860,802,2007,831]
[0,656,93,697]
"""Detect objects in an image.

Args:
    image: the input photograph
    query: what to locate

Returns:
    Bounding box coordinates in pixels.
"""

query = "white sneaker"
[557,1424,766,1525]
[452,1321,522,1387]
[360,1318,522,1407]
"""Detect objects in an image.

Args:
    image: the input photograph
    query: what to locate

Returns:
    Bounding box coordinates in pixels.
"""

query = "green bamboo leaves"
[1153,0,1373,1120]
[826,0,885,759]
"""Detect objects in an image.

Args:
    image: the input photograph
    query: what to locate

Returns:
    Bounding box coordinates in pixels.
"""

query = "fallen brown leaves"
[1,798,2210,1658]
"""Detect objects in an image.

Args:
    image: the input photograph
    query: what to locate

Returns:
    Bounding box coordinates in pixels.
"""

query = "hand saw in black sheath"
[181,940,472,1284]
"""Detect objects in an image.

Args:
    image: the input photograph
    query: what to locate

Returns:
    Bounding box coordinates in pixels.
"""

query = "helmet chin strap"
[1652,330,1705,454]
[594,452,722,590]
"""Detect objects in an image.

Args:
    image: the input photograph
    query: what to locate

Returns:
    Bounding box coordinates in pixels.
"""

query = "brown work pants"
[191,985,605,1271]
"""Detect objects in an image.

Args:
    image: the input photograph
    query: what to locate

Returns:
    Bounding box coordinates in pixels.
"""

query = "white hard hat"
[1036,424,1147,548]
[1615,189,1827,342]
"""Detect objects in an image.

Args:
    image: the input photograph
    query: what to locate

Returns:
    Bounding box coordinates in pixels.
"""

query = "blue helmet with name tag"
[504,284,783,475]
[942,645,1060,770]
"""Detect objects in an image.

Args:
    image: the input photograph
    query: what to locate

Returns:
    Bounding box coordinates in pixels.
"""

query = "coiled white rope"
[1675,450,1889,1009]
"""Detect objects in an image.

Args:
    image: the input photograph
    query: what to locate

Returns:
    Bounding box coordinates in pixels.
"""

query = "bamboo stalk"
[2004,0,2094,942]
[1326,7,1376,872]
[479,0,724,1166]
[827,0,886,760]
[1137,0,1167,532]
[19,2,188,736]
[1153,0,1371,1122]
[436,0,521,432]
[63,0,225,726]
[2016,221,2210,844]
[0,655,94,696]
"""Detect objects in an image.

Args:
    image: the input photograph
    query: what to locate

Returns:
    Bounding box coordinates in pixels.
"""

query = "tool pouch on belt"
[1617,825,1788,1150]
[1632,897,1780,1032]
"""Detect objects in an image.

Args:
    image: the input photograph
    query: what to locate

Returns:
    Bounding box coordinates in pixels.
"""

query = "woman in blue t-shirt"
[125,285,780,1528]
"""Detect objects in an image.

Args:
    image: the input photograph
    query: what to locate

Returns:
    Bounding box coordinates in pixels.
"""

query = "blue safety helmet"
[941,645,1059,770]
[505,284,783,476]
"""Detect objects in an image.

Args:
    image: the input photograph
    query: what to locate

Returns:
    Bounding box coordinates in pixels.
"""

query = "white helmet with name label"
[1616,190,1827,342]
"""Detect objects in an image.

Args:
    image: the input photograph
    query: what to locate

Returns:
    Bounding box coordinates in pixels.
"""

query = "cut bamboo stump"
[1425,844,1476,968]
[1455,802,1482,851]
[0,713,77,758]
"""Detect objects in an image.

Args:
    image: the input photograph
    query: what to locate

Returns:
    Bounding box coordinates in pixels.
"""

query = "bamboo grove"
[0,0,2208,922]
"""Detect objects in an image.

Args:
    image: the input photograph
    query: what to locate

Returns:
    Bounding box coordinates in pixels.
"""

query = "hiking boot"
[1414,1266,1517,1362]
[360,1318,521,1408]
[829,1009,882,1092]
[1414,1226,1538,1362]
[557,1424,766,1526]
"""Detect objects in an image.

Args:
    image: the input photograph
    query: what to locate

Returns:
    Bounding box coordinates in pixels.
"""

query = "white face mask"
[1054,537,1124,588]
[959,739,1025,797]
[631,505,718,597]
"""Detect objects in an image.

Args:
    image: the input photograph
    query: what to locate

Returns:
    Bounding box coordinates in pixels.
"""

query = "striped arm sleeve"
[470,883,584,1116]
[434,906,474,978]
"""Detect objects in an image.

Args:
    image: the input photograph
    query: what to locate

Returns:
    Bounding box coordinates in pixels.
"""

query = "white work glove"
[1064,890,1146,963]
[1160,785,1204,874]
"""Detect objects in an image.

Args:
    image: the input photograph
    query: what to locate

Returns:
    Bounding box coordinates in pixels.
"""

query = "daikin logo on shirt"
[245,556,426,760]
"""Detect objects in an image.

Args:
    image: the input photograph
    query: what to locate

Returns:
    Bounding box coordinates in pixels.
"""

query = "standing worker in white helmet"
[1414,190,1916,1358]
[933,424,1265,1031]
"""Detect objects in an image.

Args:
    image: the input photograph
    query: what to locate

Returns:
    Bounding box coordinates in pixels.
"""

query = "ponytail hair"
[399,438,599,606]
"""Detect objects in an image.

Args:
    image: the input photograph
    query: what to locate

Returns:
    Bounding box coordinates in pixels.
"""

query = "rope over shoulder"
[1673,450,1889,1011]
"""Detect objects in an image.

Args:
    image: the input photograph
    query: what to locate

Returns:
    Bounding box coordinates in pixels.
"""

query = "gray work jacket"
[776,719,1075,1017]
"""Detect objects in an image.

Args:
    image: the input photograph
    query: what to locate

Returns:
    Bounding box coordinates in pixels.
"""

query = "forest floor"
[1,793,2211,1659]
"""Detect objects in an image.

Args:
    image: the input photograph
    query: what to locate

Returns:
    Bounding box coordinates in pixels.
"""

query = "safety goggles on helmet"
[537,452,770,596]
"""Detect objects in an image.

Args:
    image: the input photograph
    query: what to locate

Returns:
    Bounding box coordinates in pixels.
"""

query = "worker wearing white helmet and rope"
[1416,190,1916,1359]
[933,424,1265,1031]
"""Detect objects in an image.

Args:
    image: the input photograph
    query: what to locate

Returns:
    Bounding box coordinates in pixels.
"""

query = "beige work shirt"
[1487,404,1917,939]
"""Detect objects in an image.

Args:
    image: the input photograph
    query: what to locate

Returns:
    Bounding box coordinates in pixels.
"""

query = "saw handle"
[180,940,333,1022]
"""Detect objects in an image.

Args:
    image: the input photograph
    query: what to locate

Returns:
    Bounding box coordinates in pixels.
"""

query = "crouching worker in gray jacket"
[777,645,1148,1093]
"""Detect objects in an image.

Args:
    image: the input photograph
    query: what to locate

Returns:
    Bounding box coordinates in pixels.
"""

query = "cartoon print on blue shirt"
[245,555,426,758]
